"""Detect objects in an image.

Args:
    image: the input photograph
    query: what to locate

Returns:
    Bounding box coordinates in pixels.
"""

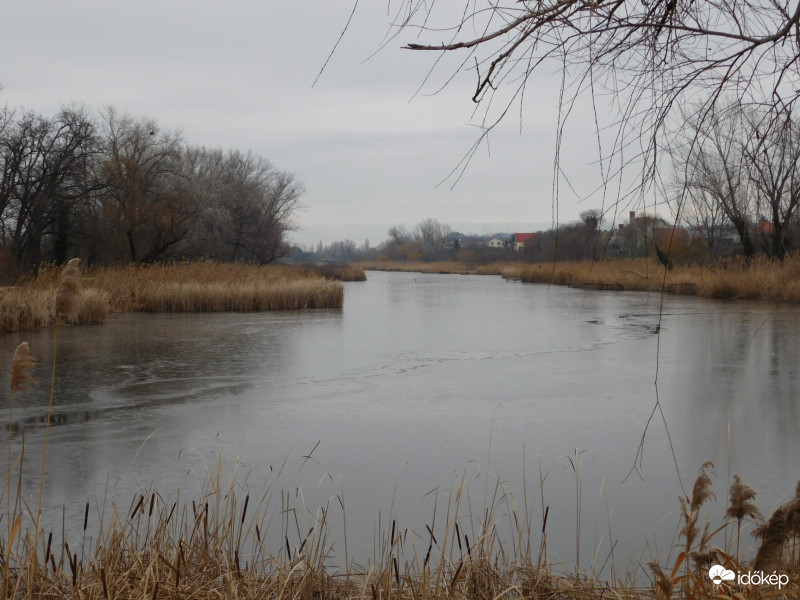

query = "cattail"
[10,341,36,405]
[55,258,81,323]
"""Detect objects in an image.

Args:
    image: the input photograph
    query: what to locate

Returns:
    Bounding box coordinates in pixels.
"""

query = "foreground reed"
[0,262,345,332]
[1,452,798,600]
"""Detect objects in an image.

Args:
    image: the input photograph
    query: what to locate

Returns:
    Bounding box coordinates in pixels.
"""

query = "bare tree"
[98,108,195,263]
[677,183,732,262]
[0,108,98,270]
[370,2,800,200]
[414,217,451,258]
[743,107,800,259]
[387,225,412,246]
[673,105,757,259]
[179,147,303,264]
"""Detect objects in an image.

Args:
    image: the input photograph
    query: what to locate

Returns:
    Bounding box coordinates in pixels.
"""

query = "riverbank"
[0,261,349,332]
[358,257,800,302]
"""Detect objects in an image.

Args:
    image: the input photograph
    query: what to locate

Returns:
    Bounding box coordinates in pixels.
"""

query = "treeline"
[295,215,607,264]
[294,218,464,263]
[0,105,302,281]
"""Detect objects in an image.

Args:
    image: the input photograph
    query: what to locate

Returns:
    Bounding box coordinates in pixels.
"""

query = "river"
[2,270,799,574]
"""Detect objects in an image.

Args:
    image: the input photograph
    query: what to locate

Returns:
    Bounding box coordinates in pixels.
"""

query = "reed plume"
[753,480,800,571]
[680,462,715,566]
[726,473,762,561]
[54,258,81,323]
[689,521,717,571]
[10,341,36,406]
[690,461,715,512]
[648,561,673,600]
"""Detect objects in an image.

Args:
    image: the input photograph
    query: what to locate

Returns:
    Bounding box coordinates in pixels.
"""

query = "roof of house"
[514,233,536,243]
[755,221,775,234]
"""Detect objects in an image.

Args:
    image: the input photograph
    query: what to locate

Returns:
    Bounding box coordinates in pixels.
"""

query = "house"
[755,221,775,236]
[487,237,507,249]
[608,211,677,258]
[513,233,535,252]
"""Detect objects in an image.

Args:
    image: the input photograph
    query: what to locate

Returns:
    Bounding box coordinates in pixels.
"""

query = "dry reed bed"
[362,256,800,302]
[502,256,800,301]
[0,262,344,331]
[303,263,368,281]
[357,261,508,276]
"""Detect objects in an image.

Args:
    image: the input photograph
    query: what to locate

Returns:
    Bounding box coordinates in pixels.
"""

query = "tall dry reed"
[2,432,798,600]
[0,261,344,332]
[358,260,509,276]
[364,255,800,302]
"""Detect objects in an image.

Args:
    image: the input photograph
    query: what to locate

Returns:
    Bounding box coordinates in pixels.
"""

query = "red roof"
[514,233,536,243]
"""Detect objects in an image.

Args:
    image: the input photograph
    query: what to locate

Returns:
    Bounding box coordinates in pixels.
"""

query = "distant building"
[755,221,775,235]
[513,233,535,252]
[487,237,507,249]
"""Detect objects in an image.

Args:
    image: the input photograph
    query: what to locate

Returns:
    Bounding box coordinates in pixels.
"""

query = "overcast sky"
[0,1,630,247]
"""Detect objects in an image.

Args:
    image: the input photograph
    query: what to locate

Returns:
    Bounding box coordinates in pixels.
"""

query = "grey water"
[2,270,799,573]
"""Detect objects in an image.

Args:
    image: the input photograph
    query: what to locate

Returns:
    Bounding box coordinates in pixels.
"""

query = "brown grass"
[357,260,509,275]
[302,262,368,281]
[0,262,344,331]
[362,256,800,303]
[502,256,800,301]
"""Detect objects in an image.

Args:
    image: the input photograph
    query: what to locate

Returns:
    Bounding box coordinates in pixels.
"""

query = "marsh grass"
[362,256,800,302]
[0,261,343,331]
[500,256,800,301]
[358,260,509,276]
[302,263,368,282]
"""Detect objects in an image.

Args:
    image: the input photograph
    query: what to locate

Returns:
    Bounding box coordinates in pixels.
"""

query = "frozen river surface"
[3,270,799,572]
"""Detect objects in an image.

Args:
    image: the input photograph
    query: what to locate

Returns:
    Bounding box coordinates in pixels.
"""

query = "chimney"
[629,211,636,223]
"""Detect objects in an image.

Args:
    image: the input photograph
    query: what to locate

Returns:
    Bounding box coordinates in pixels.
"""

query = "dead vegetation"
[0,261,344,332]
[361,256,800,303]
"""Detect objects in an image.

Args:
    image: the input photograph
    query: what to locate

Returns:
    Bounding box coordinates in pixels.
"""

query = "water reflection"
[1,272,799,571]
